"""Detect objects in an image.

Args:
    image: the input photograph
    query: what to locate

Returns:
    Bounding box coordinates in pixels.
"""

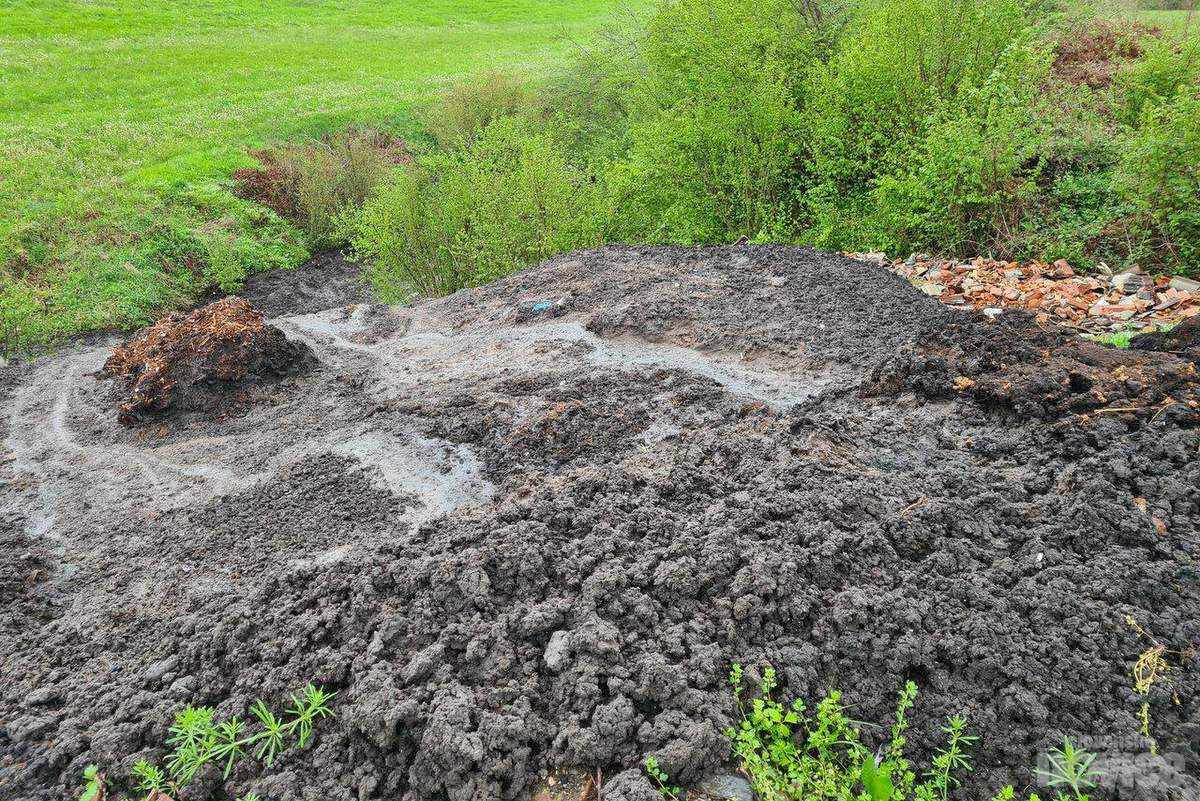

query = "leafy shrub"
[1116,87,1200,270]
[1037,83,1120,180]
[1111,35,1200,127]
[423,72,533,149]
[609,0,817,244]
[267,129,401,246]
[346,117,604,300]
[869,42,1051,255]
[802,0,1034,248]
[536,16,647,160]
[1021,168,1134,268]
[341,166,463,299]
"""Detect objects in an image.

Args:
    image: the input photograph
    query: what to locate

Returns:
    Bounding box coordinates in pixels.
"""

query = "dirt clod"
[874,310,1200,424]
[100,297,314,425]
[1133,315,1200,363]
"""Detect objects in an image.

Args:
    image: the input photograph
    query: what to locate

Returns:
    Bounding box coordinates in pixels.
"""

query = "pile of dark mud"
[232,250,376,317]
[100,297,313,426]
[1133,315,1200,364]
[1,246,1197,801]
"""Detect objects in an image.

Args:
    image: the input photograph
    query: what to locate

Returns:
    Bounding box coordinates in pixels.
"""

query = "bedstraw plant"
[646,667,1111,801]
[643,664,982,800]
[107,684,334,801]
[731,664,980,800]
[1033,738,1100,801]
[990,737,1101,801]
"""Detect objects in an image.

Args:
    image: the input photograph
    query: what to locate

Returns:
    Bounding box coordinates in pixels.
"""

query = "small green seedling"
[1034,738,1100,801]
[129,684,335,800]
[643,756,681,800]
[79,764,105,801]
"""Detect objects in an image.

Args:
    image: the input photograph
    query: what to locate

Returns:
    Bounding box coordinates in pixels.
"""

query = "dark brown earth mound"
[1,246,1197,801]
[1133,315,1200,365]
[100,297,314,425]
[875,310,1200,424]
[1051,19,1156,89]
[232,250,376,317]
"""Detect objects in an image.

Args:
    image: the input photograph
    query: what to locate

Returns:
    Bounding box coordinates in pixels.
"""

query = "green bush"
[536,16,647,160]
[342,166,463,299]
[869,42,1051,255]
[1038,82,1120,179]
[346,117,604,300]
[1019,168,1134,268]
[423,72,533,149]
[1117,86,1200,270]
[273,129,397,246]
[608,0,817,244]
[1111,36,1200,127]
[802,0,1034,249]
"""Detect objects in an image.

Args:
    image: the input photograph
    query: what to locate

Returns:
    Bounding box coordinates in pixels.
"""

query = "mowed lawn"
[0,0,643,345]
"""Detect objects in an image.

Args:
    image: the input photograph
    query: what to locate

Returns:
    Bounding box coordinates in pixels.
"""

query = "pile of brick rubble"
[848,251,1199,337]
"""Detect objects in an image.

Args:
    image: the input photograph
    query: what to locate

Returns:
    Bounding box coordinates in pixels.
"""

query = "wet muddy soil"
[222,250,376,317]
[1,246,1197,800]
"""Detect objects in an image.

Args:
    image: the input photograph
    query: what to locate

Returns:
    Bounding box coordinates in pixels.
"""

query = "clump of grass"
[82,684,334,801]
[1090,321,1177,348]
[0,277,48,361]
[1091,329,1137,348]
[422,72,533,149]
[267,130,405,247]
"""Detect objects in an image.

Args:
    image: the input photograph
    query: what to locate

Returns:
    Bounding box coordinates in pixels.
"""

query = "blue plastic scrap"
[531,301,553,313]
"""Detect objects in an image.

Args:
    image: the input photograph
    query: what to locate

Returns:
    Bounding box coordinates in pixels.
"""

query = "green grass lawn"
[0,0,645,350]
[1082,0,1198,37]
[1136,8,1199,37]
